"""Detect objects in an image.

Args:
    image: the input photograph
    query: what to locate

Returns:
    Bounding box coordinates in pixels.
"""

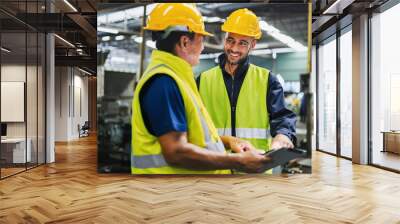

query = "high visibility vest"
[131,50,230,174]
[199,64,272,152]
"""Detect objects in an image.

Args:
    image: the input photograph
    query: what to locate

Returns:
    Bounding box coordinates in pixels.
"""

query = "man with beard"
[198,8,297,162]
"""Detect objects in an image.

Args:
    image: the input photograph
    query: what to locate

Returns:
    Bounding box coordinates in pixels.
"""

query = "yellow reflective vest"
[131,50,230,174]
[199,64,272,152]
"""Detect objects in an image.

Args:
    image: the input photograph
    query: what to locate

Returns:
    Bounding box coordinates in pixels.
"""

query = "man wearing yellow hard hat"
[198,9,297,157]
[131,3,271,174]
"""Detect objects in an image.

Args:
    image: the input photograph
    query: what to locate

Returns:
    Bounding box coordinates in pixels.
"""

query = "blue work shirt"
[139,75,187,137]
[197,53,297,144]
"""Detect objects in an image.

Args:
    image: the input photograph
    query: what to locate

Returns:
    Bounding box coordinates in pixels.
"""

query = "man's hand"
[220,136,253,153]
[228,137,255,153]
[236,149,271,173]
[270,134,294,149]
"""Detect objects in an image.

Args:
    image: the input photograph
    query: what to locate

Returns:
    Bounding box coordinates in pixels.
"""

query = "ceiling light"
[98,4,157,24]
[98,26,119,34]
[102,36,110,41]
[115,35,125,41]
[1,47,11,53]
[133,36,156,49]
[259,21,307,52]
[250,47,296,56]
[78,67,92,76]
[63,0,78,12]
[203,16,224,23]
[54,34,75,48]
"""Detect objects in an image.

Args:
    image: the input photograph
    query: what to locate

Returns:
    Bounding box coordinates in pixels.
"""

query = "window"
[0,1,47,179]
[317,36,337,154]
[339,27,352,158]
[370,3,400,171]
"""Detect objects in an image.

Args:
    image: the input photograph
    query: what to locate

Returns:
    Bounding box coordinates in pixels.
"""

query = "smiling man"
[198,8,297,156]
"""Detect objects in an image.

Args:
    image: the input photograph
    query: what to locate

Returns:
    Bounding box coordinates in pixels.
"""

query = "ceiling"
[0,0,97,74]
[311,0,390,42]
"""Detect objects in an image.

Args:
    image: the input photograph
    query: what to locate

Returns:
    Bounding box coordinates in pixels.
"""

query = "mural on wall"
[97,2,312,174]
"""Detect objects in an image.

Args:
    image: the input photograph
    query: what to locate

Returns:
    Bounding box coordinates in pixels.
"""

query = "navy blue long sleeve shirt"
[140,75,187,137]
[197,53,297,144]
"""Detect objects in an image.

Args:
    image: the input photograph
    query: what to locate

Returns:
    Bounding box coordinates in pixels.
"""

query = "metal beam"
[55,55,96,67]
[67,14,96,37]
[322,0,356,15]
[66,14,97,46]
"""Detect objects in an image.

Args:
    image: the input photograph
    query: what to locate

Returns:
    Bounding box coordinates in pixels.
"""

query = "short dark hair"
[152,31,195,55]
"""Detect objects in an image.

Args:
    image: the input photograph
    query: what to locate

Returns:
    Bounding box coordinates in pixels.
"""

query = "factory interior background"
[96,2,311,174]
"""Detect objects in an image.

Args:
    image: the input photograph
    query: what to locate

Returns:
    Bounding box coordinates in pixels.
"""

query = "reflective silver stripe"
[217,128,232,136]
[187,91,211,143]
[207,140,225,153]
[131,154,168,169]
[217,128,270,139]
[186,92,225,153]
[236,128,271,139]
[132,141,224,170]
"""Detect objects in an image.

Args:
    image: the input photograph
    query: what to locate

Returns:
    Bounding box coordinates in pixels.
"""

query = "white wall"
[1,63,46,164]
[55,66,68,141]
[72,72,89,138]
[1,65,36,138]
[55,67,89,141]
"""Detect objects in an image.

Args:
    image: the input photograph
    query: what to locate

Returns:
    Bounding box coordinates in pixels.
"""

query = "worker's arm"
[267,74,296,149]
[159,131,270,173]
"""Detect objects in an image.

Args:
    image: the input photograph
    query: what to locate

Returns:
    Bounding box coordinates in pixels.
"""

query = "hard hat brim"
[143,26,214,37]
[198,30,214,37]
[222,27,261,39]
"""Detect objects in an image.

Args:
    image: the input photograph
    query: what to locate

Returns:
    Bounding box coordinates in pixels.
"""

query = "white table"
[1,138,31,163]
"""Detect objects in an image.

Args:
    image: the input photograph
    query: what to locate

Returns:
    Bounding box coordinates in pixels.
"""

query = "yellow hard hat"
[144,3,213,37]
[221,8,262,39]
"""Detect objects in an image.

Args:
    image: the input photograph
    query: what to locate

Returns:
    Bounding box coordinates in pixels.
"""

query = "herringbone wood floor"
[1,135,400,224]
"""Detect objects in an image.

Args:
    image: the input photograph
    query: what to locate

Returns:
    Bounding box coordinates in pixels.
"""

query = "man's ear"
[250,39,257,50]
[179,36,190,49]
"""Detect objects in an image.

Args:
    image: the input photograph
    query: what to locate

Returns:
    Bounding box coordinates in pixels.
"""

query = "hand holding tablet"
[261,148,308,171]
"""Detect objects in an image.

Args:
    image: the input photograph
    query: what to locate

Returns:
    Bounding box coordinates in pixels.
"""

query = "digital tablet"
[262,148,308,171]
